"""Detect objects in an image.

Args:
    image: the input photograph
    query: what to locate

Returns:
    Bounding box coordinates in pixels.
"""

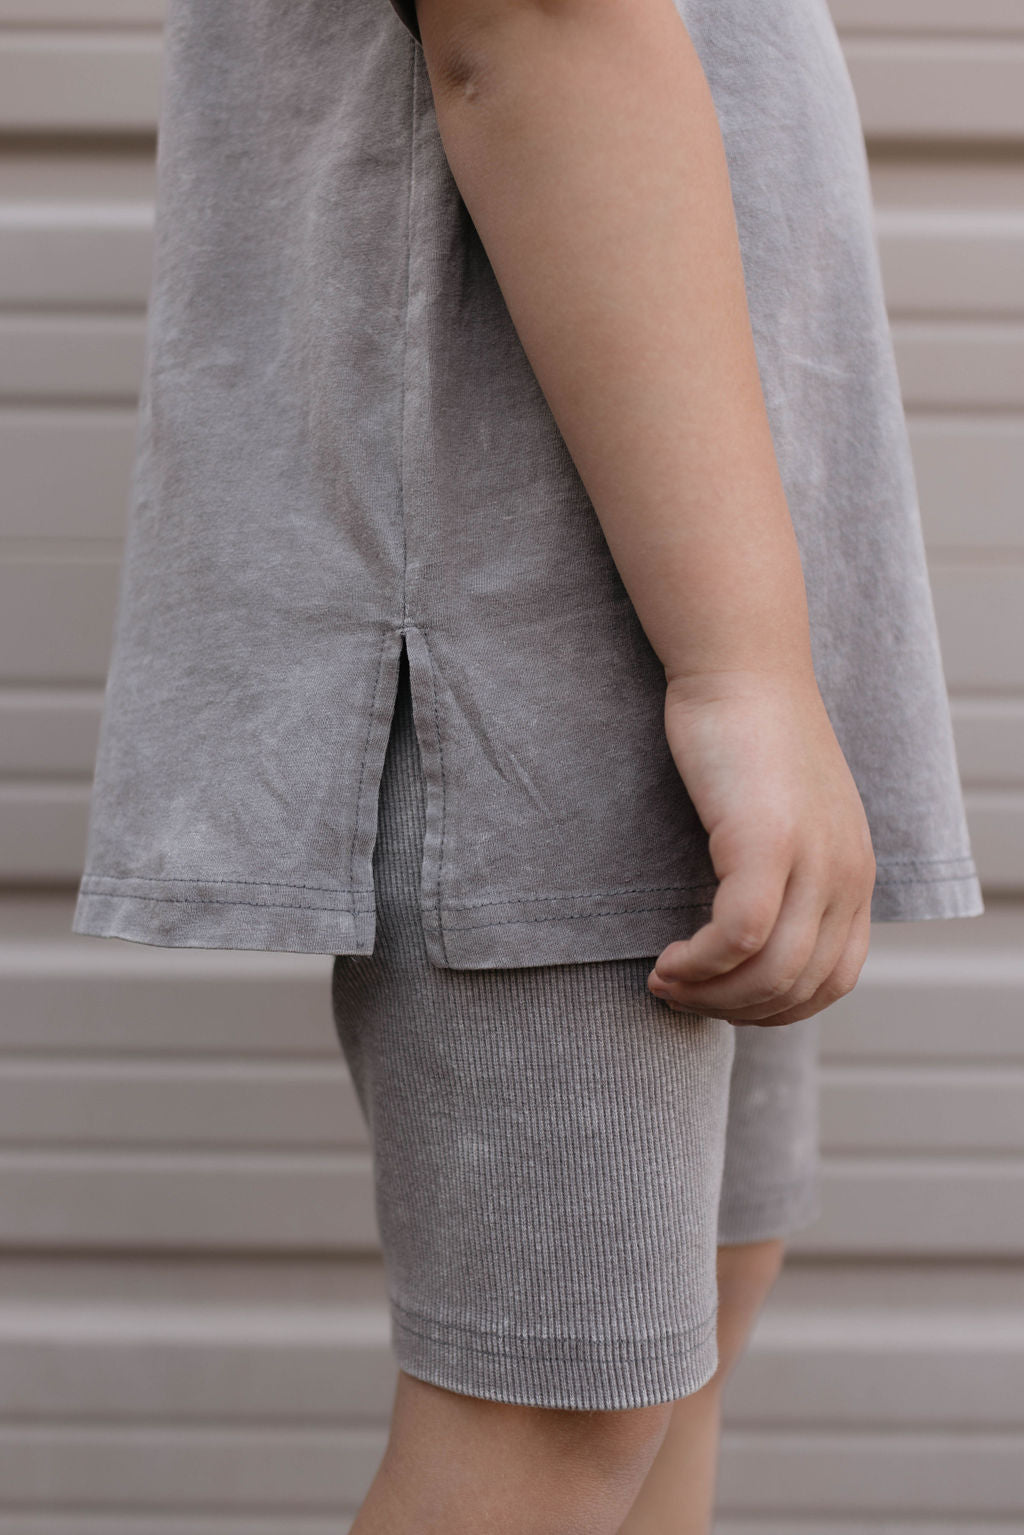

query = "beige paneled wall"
[0,0,1021,1527]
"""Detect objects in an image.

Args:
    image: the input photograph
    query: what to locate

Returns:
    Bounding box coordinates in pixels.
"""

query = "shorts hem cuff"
[388,1298,720,1411]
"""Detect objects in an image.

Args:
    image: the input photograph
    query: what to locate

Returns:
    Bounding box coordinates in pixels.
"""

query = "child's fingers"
[650,870,829,1015]
[724,903,872,1028]
[699,895,852,1020]
[650,856,789,987]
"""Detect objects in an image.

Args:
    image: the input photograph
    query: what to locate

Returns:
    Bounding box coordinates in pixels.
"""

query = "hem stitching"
[390,1296,720,1360]
[80,874,375,894]
[77,889,373,914]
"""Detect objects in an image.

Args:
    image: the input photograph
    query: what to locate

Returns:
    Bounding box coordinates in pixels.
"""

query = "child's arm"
[413,0,877,1026]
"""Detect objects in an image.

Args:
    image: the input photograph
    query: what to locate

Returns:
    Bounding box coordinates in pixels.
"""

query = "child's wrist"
[663,650,818,702]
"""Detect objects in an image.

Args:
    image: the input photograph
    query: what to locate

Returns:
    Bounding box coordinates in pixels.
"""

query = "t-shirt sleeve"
[388,0,422,42]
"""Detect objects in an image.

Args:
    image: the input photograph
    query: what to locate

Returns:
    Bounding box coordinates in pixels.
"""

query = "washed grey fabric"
[73,0,983,964]
[332,648,822,1409]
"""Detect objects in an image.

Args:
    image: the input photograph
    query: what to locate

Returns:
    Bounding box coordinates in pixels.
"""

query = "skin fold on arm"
[412,0,877,1026]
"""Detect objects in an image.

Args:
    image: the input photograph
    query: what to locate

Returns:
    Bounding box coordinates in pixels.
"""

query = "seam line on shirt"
[434,862,974,910]
[872,855,977,866]
[79,874,375,894]
[77,890,373,914]
[418,625,451,966]
[397,38,417,632]
[869,871,980,886]
[348,628,393,899]
[437,873,977,931]
[78,865,975,909]
[437,885,717,911]
[440,902,716,933]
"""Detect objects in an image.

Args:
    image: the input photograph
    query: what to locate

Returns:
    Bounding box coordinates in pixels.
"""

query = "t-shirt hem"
[72,860,984,962]
[426,863,985,966]
[867,859,984,923]
[73,874,375,956]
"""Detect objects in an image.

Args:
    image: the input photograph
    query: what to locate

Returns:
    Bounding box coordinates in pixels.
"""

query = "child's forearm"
[416,0,817,686]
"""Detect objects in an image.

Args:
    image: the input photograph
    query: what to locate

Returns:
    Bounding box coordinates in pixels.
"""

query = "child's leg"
[618,1237,786,1535]
[334,652,809,1531]
[350,1238,784,1535]
[350,1372,674,1535]
[616,1012,825,1533]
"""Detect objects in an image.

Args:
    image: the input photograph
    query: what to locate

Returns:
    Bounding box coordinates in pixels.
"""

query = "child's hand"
[648,668,876,1027]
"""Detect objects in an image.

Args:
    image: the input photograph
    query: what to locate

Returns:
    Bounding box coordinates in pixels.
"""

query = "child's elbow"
[416,0,628,101]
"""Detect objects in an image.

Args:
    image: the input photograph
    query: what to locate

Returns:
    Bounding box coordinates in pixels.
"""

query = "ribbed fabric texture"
[331,641,822,1410]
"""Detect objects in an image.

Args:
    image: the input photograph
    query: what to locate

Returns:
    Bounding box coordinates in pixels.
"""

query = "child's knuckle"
[770,966,802,997]
[729,903,775,954]
[819,963,854,1002]
[752,963,792,1000]
[730,925,767,956]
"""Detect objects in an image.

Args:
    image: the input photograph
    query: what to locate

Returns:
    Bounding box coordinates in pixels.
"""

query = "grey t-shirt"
[72,0,983,962]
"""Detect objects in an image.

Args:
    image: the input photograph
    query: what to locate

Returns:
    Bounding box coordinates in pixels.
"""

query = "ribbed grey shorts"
[331,646,823,1411]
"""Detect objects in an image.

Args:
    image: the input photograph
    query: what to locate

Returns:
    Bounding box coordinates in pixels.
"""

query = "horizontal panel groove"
[896,321,1024,338]
[962,788,1024,810]
[0,21,161,33]
[878,210,1024,235]
[842,26,1024,42]
[0,1143,358,1158]
[847,38,1024,143]
[715,1434,1024,1519]
[0,36,162,137]
[844,951,1024,984]
[0,1521,345,1534]
[0,686,102,701]
[835,0,1024,30]
[847,36,1024,58]
[831,0,1024,33]
[0,1419,382,1512]
[917,407,1024,431]
[0,202,152,227]
[0,1524,351,1534]
[0,3,165,22]
[0,1052,339,1067]
[950,687,1024,700]
[821,1064,1024,1085]
[0,778,90,792]
[0,25,161,38]
[928,550,1024,564]
[894,323,1024,409]
[0,1149,371,1171]
[0,540,124,559]
[826,1055,1024,1068]
[752,1317,1024,1351]
[822,1153,1024,1171]
[717,1525,1022,1535]
[821,1150,1024,1166]
[0,779,91,792]
[718,1426,1024,1448]
[2,0,1009,39]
